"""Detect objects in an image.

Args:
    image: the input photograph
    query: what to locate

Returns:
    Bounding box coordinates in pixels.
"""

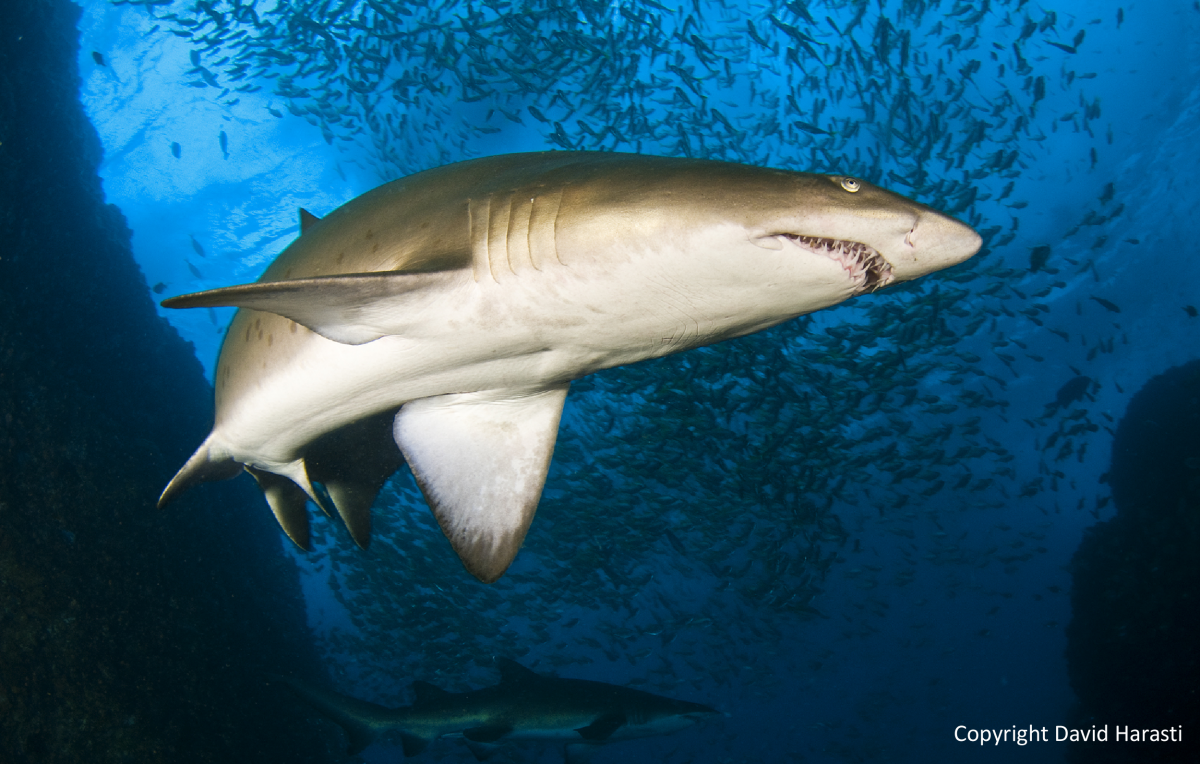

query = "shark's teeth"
[786,235,895,292]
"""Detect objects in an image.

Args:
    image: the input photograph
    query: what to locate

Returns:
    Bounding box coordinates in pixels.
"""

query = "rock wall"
[0,2,332,761]
[1065,360,1200,763]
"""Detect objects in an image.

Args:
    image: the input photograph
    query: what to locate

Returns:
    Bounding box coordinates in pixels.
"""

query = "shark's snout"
[885,210,982,282]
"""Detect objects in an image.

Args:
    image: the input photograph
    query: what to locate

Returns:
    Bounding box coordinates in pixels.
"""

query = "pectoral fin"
[161,270,463,345]
[393,386,569,583]
[575,712,626,741]
[463,724,513,743]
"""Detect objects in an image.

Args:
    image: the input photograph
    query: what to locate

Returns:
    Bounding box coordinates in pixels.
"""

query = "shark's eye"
[840,177,861,193]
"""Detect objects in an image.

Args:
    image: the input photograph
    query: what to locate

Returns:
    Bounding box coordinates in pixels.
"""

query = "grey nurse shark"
[274,658,719,763]
[160,151,981,582]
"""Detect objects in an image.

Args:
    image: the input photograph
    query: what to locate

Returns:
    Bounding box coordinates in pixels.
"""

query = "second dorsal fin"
[410,680,451,707]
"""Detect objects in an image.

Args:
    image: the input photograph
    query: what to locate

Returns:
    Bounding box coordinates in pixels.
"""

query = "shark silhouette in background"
[274,658,720,762]
[159,151,981,582]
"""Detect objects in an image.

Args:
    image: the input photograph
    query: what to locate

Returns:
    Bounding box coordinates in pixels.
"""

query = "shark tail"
[157,435,241,508]
[272,674,413,755]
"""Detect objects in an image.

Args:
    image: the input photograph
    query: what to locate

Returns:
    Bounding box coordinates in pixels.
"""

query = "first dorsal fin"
[495,658,543,685]
[299,207,320,233]
[411,680,451,707]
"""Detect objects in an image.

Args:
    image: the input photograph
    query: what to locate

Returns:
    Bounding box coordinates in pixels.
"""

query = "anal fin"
[565,743,600,764]
[306,411,404,549]
[400,733,430,757]
[393,385,569,583]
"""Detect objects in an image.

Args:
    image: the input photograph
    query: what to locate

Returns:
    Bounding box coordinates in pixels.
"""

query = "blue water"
[72,1,1199,762]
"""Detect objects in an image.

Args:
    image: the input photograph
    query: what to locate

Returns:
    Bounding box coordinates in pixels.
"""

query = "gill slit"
[468,197,490,283]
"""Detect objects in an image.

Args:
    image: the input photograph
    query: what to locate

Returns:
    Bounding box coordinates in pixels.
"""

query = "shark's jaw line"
[786,234,895,293]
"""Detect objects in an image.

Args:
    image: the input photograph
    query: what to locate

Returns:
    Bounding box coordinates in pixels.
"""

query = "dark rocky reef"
[1066,360,1200,763]
[0,2,332,761]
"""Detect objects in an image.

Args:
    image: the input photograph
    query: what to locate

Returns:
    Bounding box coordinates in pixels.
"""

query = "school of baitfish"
[111,0,1160,733]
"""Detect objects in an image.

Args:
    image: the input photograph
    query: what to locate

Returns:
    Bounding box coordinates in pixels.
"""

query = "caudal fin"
[158,436,241,508]
[270,674,407,755]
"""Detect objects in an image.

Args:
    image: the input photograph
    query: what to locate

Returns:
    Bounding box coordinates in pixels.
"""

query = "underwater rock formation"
[0,2,330,761]
[1066,360,1200,763]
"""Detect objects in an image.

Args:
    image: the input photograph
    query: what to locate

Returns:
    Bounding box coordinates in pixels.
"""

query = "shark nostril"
[905,227,916,247]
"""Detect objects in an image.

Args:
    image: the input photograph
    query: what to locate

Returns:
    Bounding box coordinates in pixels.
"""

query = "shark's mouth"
[787,235,895,292]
